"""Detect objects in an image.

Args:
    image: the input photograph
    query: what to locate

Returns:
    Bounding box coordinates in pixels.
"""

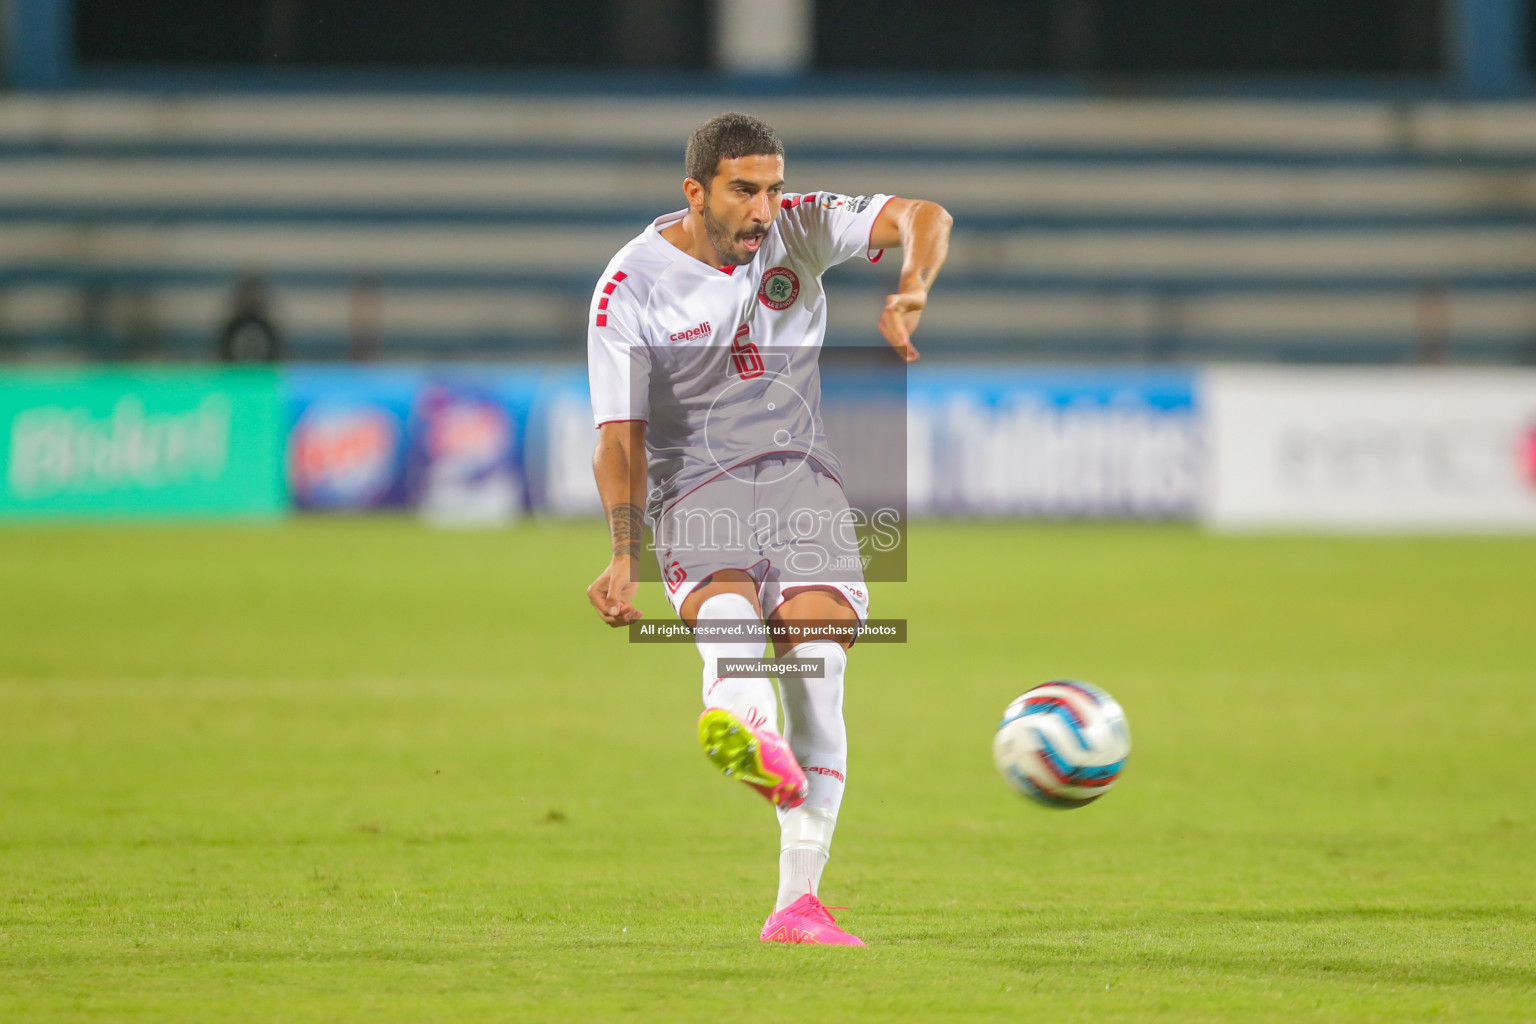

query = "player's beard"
[703,201,765,266]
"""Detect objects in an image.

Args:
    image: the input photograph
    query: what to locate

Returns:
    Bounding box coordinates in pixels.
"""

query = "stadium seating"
[2,93,1534,362]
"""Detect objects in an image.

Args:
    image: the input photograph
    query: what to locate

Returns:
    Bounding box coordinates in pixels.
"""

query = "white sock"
[775,640,849,910]
[695,592,777,733]
[777,808,836,909]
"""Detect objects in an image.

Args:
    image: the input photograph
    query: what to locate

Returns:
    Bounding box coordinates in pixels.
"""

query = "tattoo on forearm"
[609,503,645,560]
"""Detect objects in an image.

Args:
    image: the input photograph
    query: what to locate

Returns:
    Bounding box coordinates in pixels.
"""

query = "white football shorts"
[653,452,870,626]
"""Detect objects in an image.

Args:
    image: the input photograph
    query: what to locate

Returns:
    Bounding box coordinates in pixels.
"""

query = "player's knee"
[695,590,758,624]
[803,639,847,676]
[681,571,762,625]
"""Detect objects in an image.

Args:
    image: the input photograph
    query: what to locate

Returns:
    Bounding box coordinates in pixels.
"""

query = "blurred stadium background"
[3,0,1535,531]
[4,5,1535,1020]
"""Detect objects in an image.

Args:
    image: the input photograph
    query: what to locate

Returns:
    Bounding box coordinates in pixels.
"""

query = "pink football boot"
[697,708,808,809]
[760,894,865,946]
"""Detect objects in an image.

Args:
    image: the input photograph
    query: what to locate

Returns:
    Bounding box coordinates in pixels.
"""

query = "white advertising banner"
[1206,368,1536,531]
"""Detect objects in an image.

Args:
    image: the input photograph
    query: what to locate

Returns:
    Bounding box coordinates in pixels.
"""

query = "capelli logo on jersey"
[669,321,712,342]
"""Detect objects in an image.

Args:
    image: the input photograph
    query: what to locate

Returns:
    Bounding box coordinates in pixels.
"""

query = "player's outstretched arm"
[869,198,953,362]
[587,419,648,627]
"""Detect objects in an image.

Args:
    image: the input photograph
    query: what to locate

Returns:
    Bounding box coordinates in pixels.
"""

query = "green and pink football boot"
[697,708,808,809]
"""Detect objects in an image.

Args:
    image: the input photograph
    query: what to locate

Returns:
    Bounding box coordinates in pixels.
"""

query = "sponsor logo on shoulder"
[668,320,712,342]
[785,192,870,213]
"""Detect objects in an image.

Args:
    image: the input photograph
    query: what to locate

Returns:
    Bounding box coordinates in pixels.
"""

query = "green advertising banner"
[0,368,286,520]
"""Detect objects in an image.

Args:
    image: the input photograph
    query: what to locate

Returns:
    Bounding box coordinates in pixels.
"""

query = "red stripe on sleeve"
[597,269,628,325]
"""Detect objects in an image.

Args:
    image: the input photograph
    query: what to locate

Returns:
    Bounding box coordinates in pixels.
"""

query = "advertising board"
[0,368,284,520]
[907,368,1202,519]
[1206,368,1536,531]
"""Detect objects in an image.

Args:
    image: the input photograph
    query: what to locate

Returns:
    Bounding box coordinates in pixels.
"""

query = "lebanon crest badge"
[758,266,800,310]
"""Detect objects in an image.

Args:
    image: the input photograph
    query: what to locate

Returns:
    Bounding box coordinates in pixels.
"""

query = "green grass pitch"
[2,520,1533,1021]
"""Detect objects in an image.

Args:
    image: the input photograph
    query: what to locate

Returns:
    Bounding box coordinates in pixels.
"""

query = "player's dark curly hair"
[685,113,783,191]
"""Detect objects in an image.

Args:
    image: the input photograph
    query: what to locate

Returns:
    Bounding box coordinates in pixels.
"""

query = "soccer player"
[585,113,951,945]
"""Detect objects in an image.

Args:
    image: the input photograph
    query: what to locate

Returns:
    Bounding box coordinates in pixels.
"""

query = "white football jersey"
[587,192,893,520]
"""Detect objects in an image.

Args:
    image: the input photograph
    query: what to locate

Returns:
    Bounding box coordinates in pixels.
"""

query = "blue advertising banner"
[409,381,522,524]
[286,367,417,510]
[905,367,1201,519]
[517,364,1202,520]
[0,364,1203,524]
[283,365,549,517]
